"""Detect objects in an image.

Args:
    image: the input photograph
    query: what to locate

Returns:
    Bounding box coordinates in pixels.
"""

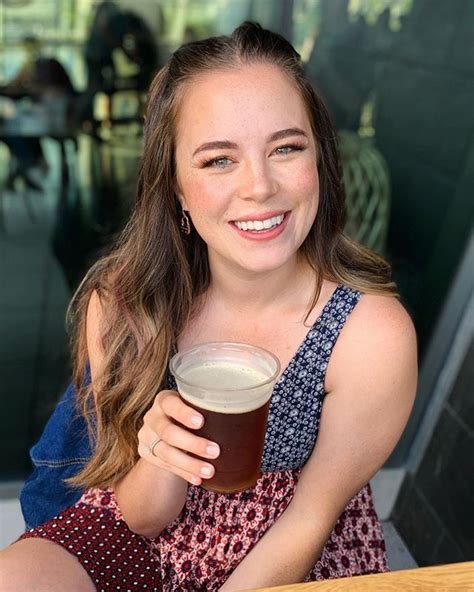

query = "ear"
[173,179,188,211]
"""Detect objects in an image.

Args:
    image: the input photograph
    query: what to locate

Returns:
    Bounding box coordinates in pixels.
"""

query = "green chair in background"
[339,130,391,255]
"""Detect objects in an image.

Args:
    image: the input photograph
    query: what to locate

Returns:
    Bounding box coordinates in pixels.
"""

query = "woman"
[0,22,417,591]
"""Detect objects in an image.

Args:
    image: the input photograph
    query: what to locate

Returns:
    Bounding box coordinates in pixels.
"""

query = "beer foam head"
[170,342,280,413]
[176,361,275,413]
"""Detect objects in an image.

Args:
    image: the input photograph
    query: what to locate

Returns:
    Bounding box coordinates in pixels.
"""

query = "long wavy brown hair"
[67,22,397,489]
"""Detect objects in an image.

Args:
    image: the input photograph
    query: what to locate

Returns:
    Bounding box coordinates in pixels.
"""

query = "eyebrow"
[192,127,308,157]
[268,127,308,143]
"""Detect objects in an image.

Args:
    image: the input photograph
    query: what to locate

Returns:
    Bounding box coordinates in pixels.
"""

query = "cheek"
[183,175,232,220]
[294,161,319,209]
[181,178,212,213]
[182,181,228,236]
[177,162,214,210]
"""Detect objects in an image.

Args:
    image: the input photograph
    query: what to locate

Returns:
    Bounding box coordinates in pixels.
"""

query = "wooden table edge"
[244,560,474,591]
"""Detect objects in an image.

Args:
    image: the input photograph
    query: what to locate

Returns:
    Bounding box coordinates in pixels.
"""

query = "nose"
[236,159,279,202]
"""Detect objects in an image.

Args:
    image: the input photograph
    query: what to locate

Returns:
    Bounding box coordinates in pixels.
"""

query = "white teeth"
[234,214,285,232]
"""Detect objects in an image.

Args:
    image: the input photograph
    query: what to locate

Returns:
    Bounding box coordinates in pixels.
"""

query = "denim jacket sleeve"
[20,381,93,530]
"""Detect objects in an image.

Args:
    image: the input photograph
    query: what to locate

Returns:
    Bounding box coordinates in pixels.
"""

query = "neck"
[206,253,318,316]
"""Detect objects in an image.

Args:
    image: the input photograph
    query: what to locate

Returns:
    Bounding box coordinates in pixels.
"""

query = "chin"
[235,254,295,275]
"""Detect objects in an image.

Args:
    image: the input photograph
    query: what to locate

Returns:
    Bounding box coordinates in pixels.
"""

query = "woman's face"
[174,63,319,276]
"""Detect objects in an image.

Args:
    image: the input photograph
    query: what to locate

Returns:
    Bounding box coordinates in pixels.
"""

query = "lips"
[229,211,291,241]
[234,213,285,232]
[232,209,287,223]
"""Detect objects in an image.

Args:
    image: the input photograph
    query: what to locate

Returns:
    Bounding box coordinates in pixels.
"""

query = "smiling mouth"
[233,213,285,233]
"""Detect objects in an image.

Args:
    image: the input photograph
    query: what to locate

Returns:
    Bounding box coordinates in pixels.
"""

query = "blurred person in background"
[3,36,47,190]
[80,0,158,128]
[3,36,75,190]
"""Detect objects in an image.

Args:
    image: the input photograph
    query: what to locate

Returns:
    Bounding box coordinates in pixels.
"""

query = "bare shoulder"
[299,294,418,513]
[86,289,104,327]
[325,293,417,395]
[352,293,416,343]
[86,289,107,388]
[86,280,116,331]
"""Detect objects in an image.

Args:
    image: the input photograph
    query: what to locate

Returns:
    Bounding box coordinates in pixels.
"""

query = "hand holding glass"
[170,342,280,493]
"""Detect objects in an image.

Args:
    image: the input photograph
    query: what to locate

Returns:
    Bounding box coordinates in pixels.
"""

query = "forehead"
[175,63,312,148]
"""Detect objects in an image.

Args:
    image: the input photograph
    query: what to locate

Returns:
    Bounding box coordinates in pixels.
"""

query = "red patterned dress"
[20,285,388,591]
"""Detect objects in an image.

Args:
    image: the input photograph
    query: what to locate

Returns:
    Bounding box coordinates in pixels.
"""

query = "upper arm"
[86,289,107,396]
[291,294,418,525]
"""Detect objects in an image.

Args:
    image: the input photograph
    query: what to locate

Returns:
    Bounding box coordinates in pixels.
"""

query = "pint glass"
[170,342,280,493]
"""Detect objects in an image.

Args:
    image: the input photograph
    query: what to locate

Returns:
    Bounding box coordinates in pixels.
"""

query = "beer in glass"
[169,342,280,493]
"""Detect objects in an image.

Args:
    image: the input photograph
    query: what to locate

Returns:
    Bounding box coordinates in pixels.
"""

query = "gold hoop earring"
[180,209,191,235]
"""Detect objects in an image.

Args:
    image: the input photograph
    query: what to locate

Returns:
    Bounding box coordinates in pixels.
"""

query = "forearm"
[219,504,335,591]
[113,458,188,538]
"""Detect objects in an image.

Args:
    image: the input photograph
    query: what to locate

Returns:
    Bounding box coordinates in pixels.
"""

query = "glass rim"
[169,341,281,392]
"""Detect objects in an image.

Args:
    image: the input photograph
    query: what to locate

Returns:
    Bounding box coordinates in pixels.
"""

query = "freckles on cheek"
[183,179,208,208]
[184,176,230,214]
[295,162,319,196]
[183,183,223,229]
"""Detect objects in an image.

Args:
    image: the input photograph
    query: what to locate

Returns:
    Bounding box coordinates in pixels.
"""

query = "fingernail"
[191,415,203,427]
[200,465,213,477]
[206,444,220,457]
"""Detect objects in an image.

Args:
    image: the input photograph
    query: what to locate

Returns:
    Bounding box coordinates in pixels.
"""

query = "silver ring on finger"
[144,437,161,457]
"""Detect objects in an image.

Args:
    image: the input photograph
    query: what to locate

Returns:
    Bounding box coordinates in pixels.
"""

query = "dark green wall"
[306,0,474,358]
[392,337,474,565]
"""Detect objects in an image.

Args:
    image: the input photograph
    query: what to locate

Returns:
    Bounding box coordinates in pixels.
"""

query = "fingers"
[140,418,219,460]
[145,389,203,430]
[143,391,220,459]
[138,390,220,486]
[138,423,216,486]
[159,390,206,431]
